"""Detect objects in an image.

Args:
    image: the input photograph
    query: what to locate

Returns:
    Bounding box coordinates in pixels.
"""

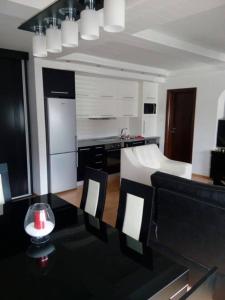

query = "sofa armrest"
[161,159,192,179]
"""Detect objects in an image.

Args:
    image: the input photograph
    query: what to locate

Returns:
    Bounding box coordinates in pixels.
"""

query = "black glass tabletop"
[0,194,215,299]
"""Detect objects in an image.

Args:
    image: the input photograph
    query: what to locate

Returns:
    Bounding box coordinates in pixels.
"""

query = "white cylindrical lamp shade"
[61,19,78,48]
[33,33,47,57]
[80,8,99,40]
[46,26,62,53]
[98,9,104,27]
[104,0,125,33]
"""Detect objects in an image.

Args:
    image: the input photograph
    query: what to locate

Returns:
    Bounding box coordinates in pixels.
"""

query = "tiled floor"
[56,174,212,227]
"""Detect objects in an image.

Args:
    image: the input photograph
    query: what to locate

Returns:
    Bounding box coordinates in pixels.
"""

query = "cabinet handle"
[51,91,69,95]
[95,161,103,164]
[95,146,104,149]
[79,148,91,151]
[101,95,113,98]
[146,96,155,99]
[77,93,88,97]
[107,149,120,152]
[101,114,114,117]
[143,120,146,135]
[123,96,134,100]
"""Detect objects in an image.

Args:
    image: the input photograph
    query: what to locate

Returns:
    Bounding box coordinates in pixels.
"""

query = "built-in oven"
[105,143,122,174]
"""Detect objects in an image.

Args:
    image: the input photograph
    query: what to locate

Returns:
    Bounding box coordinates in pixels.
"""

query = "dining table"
[0,193,224,300]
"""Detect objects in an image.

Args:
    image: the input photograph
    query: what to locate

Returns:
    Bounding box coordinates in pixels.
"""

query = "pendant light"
[104,0,125,33]
[46,18,62,53]
[80,0,99,40]
[19,0,126,58]
[60,8,78,48]
[98,9,104,27]
[32,26,47,58]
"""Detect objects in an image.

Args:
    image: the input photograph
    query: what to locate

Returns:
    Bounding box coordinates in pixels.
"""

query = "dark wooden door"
[0,58,29,197]
[164,88,196,163]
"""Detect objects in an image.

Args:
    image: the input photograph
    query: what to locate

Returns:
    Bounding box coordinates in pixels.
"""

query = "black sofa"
[150,171,225,273]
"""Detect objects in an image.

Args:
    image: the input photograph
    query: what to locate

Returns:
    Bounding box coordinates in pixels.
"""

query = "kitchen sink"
[95,136,144,143]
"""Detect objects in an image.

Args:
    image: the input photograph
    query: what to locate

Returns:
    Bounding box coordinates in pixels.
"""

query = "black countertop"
[78,136,160,148]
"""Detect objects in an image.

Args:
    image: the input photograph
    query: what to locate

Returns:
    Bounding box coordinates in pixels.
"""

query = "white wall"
[77,118,130,140]
[157,69,225,176]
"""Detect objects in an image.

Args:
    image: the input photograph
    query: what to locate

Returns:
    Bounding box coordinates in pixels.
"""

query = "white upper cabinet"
[143,82,158,103]
[76,75,139,118]
[116,80,138,117]
[116,80,138,100]
[76,76,103,118]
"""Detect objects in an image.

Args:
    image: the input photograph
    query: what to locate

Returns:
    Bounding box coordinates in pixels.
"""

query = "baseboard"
[192,173,211,180]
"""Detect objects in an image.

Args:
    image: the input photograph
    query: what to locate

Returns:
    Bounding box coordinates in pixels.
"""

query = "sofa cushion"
[151,171,225,209]
[154,188,225,270]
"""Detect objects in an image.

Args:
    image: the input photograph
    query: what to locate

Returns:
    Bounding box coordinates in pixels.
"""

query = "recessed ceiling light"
[8,0,56,10]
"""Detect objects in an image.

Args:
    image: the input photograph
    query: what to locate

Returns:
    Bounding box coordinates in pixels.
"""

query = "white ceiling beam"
[134,29,225,63]
[36,58,166,83]
[58,52,170,77]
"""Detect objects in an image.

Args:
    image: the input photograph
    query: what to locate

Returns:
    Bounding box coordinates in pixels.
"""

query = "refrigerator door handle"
[75,136,78,151]
[76,151,79,167]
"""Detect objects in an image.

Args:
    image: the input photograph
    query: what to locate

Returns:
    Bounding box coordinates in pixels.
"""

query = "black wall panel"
[0,57,29,197]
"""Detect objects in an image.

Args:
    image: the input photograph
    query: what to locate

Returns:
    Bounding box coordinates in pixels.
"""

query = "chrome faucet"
[120,128,128,139]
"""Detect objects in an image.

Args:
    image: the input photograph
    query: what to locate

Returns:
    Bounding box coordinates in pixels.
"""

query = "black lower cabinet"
[210,150,225,186]
[0,50,30,197]
[77,147,92,181]
[91,145,105,171]
[78,145,106,181]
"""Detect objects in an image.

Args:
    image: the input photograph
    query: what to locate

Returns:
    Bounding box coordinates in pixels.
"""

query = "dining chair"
[80,167,108,219]
[0,163,11,204]
[116,178,155,244]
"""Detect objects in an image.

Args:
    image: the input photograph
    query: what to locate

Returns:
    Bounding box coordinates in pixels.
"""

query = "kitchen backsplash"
[77,118,130,140]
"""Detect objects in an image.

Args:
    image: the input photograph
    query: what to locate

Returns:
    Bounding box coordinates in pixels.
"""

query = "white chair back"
[122,193,144,240]
[0,174,4,204]
[80,167,108,220]
[84,179,100,217]
[116,179,155,243]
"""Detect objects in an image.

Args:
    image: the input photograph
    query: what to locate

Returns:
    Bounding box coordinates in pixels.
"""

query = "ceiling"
[1,0,225,72]
[8,0,55,10]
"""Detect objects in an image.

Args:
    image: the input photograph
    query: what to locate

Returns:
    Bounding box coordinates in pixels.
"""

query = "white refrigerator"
[47,98,77,193]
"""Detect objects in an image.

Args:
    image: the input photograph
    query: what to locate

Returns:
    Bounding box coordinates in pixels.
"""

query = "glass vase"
[24,203,55,244]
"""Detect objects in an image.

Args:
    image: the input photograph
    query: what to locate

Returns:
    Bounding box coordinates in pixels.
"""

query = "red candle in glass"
[34,210,46,229]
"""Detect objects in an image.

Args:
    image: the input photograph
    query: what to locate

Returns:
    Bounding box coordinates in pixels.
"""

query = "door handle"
[171,128,176,134]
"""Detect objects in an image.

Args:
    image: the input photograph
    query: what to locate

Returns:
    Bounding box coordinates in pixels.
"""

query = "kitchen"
[29,58,161,196]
